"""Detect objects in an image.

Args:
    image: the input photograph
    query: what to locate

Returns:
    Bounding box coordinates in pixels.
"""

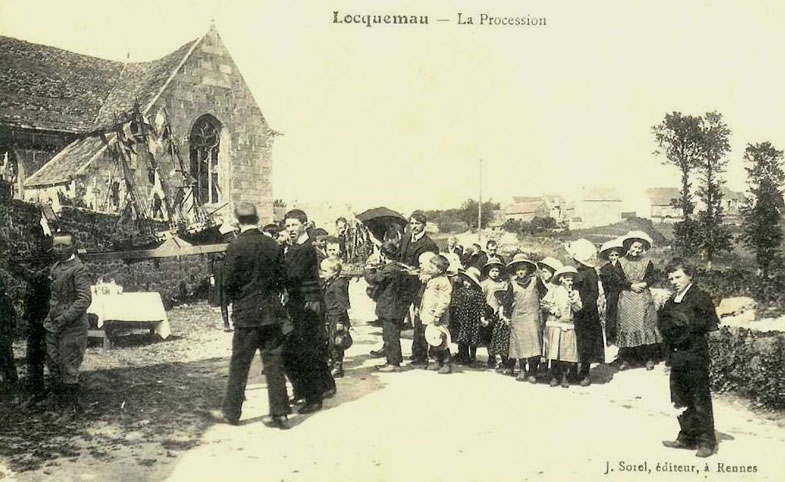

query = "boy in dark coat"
[283,209,336,414]
[45,232,92,421]
[321,258,351,378]
[364,241,409,372]
[658,258,719,458]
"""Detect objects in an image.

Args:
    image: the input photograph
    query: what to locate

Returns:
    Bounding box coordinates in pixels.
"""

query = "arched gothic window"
[189,115,222,204]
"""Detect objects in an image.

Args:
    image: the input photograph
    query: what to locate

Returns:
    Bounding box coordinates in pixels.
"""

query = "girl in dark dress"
[598,238,626,346]
[454,267,485,366]
[565,239,605,386]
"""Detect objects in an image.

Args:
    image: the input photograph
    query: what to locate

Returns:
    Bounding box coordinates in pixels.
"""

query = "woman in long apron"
[502,254,547,382]
[616,231,662,370]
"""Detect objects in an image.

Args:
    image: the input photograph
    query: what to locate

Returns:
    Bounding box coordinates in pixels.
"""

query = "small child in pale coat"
[542,266,583,388]
[418,255,454,373]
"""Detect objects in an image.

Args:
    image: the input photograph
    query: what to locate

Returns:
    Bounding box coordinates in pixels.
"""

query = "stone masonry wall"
[152,27,274,224]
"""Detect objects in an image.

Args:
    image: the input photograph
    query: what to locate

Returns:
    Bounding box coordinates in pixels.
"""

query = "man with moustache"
[398,210,439,366]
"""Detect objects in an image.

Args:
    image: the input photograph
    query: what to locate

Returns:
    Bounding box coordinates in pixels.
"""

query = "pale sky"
[2,0,784,214]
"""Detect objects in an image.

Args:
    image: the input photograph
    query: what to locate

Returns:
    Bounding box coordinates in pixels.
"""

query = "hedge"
[709,326,785,411]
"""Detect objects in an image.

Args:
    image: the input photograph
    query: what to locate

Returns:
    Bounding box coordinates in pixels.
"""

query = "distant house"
[504,194,572,224]
[646,187,682,223]
[504,197,550,222]
[720,186,745,218]
[542,193,572,223]
[570,186,622,229]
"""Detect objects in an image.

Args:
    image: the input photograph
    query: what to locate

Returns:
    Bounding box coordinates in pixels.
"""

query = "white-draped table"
[87,292,171,348]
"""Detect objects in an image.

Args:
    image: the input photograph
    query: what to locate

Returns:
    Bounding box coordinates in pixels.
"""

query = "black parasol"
[355,207,408,242]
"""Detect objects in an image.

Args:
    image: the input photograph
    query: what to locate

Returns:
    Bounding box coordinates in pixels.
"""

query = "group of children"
[353,230,663,389]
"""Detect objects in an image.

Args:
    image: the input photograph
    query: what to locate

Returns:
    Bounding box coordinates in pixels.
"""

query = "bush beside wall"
[709,326,785,411]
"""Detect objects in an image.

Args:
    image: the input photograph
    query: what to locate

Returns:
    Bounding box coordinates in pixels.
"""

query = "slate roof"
[7,34,201,186]
[646,187,680,206]
[511,196,541,204]
[720,186,745,202]
[25,135,113,187]
[505,201,546,215]
[93,40,197,127]
[0,35,123,132]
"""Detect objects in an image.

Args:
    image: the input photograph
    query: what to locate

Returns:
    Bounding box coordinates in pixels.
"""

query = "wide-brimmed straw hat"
[622,230,653,251]
[599,237,626,260]
[536,256,563,273]
[565,238,598,268]
[506,253,537,273]
[425,324,451,348]
[457,266,482,289]
[552,265,579,284]
[482,257,506,276]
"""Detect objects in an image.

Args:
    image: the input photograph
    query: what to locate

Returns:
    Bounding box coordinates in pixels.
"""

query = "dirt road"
[2,297,784,482]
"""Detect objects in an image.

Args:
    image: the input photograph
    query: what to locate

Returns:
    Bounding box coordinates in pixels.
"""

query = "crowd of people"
[0,204,720,457]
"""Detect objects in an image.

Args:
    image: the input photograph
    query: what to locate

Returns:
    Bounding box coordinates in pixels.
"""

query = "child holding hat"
[453,266,485,366]
[502,254,547,382]
[617,231,662,371]
[542,265,582,388]
[418,254,454,373]
[481,258,508,369]
[598,237,626,345]
[565,239,605,386]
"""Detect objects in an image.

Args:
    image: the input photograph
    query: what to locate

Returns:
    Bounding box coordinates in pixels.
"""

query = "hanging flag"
[39,215,52,236]
[154,109,167,134]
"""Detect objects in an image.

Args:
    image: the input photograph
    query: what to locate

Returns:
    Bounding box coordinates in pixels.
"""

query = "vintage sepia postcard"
[1,1,784,481]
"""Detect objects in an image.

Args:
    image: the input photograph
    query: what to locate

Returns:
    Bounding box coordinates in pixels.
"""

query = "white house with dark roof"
[645,187,682,222]
[569,186,623,229]
[0,26,276,222]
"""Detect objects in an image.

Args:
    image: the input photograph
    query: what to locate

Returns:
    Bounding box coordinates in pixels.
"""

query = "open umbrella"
[355,207,407,242]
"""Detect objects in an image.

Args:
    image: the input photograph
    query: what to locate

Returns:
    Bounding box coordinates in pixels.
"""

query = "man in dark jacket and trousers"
[44,232,92,421]
[658,258,719,458]
[364,241,410,372]
[397,210,439,365]
[213,202,291,429]
[283,209,336,414]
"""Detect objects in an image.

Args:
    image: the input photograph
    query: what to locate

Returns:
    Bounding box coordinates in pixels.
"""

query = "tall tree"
[652,112,704,219]
[652,112,704,255]
[740,142,785,276]
[694,111,733,267]
[459,198,499,229]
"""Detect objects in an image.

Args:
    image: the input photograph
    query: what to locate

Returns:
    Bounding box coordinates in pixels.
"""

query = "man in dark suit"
[473,240,505,270]
[398,210,439,365]
[283,209,336,414]
[213,202,291,429]
[658,258,719,458]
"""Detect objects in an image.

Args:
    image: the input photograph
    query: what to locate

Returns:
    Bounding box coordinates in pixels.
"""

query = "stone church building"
[0,26,275,223]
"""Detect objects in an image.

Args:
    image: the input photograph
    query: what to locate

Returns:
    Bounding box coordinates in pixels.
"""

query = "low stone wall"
[1,194,212,330]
